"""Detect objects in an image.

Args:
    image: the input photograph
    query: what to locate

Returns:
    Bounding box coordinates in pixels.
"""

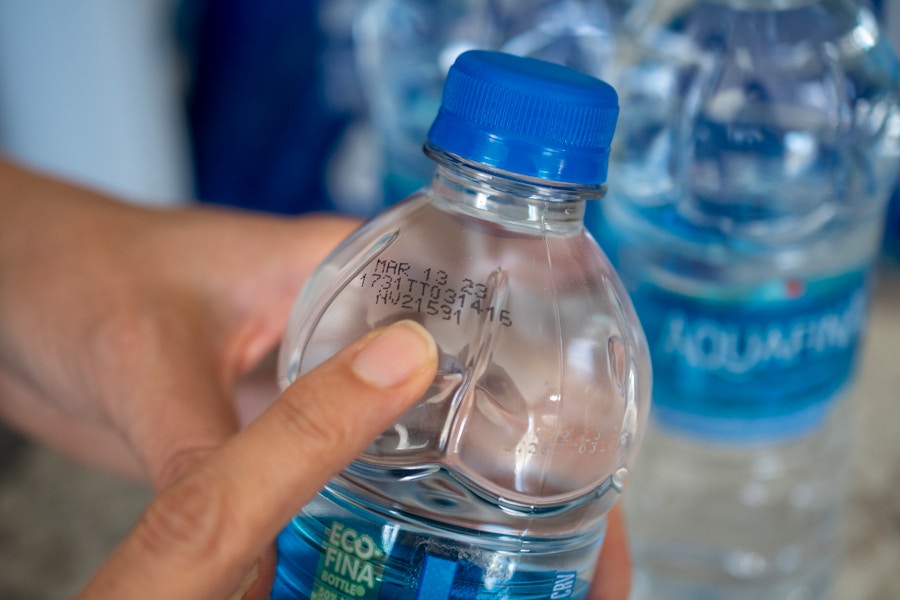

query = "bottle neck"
[424,143,604,236]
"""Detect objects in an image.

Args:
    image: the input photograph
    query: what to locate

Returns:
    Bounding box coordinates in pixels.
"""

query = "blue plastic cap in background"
[426,50,619,185]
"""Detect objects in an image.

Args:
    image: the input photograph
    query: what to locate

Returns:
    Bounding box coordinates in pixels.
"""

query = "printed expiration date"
[359,259,512,327]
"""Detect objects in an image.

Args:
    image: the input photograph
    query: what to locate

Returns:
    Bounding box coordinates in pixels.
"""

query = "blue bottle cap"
[427,50,619,185]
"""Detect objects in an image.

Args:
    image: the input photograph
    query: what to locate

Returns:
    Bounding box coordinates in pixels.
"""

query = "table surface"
[0,265,898,600]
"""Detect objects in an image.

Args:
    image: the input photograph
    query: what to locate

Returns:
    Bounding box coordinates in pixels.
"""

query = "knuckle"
[154,444,219,490]
[90,304,161,357]
[134,469,230,562]
[278,382,353,453]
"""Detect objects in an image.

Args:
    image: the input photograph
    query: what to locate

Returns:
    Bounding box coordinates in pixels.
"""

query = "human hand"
[590,504,632,600]
[0,156,631,599]
[72,320,628,600]
[0,157,357,488]
[76,320,440,599]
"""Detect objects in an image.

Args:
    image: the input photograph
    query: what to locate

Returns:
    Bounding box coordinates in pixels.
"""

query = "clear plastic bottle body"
[272,147,650,599]
[592,0,900,598]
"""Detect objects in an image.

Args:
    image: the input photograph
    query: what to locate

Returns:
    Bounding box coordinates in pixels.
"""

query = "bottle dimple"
[607,335,627,396]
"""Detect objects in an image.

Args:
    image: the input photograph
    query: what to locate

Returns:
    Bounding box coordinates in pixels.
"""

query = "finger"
[114,213,360,488]
[233,349,281,428]
[238,546,277,600]
[151,211,360,381]
[79,320,438,600]
[589,504,632,600]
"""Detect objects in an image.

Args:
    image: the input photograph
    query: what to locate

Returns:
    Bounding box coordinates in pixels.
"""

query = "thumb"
[79,320,438,600]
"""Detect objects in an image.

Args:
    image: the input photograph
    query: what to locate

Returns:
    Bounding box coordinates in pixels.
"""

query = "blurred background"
[0,0,899,598]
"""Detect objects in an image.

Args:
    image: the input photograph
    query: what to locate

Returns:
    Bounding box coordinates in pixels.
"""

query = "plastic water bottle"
[590,0,900,598]
[270,50,651,600]
[495,0,624,78]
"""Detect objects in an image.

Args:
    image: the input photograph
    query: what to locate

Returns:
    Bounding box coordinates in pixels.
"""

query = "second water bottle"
[595,0,900,598]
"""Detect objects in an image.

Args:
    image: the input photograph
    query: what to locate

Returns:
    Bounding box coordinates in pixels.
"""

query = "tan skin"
[0,156,631,600]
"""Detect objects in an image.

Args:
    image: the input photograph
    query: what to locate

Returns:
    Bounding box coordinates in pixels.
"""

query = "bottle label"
[631,269,870,442]
[273,516,596,599]
[310,521,385,599]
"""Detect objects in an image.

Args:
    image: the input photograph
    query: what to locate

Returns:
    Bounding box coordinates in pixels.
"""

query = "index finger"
[79,320,438,600]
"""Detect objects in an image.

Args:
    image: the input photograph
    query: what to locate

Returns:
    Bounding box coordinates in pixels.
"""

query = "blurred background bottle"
[353,0,628,207]
[353,0,500,204]
[271,50,650,599]
[872,0,900,261]
[589,0,900,598]
[886,188,900,260]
